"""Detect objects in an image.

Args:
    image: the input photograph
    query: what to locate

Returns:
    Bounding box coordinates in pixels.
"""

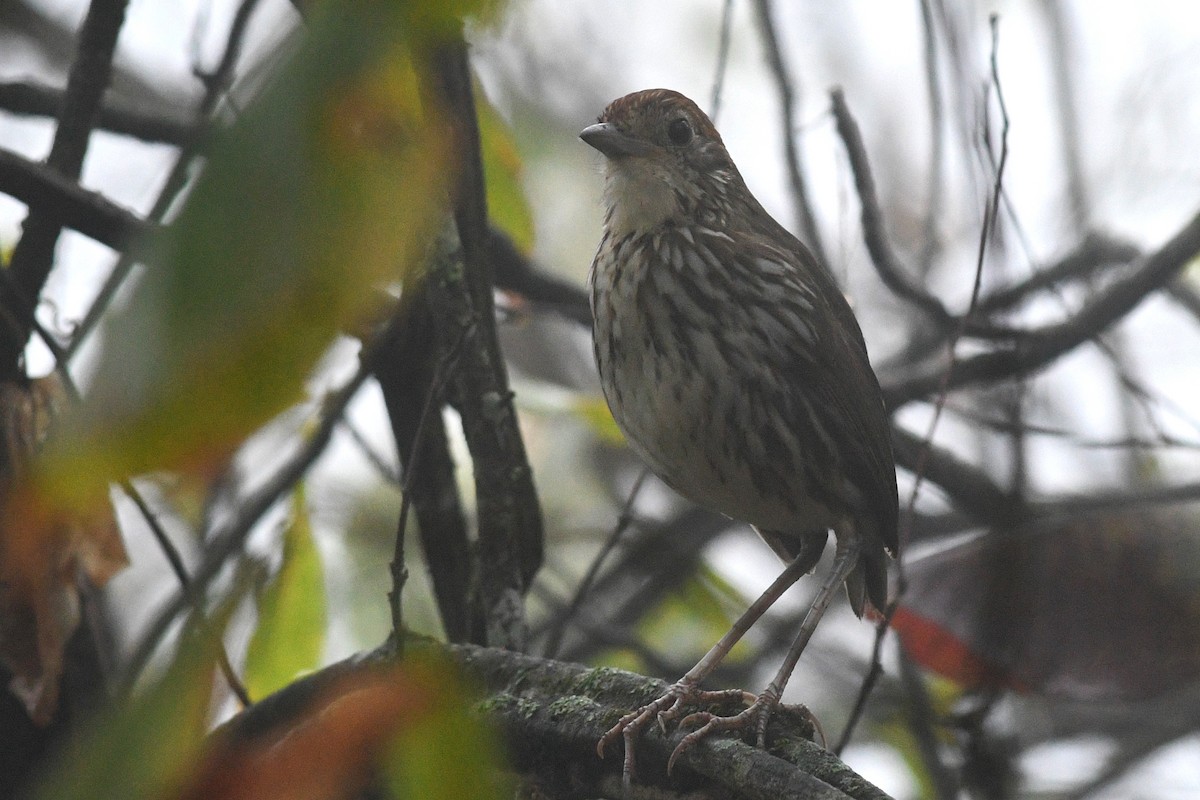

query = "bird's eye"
[667,117,693,146]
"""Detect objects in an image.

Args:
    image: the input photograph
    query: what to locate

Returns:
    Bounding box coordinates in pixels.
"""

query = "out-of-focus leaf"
[895,505,1200,700]
[381,656,506,800]
[44,3,459,499]
[573,394,625,445]
[0,376,126,725]
[35,587,243,800]
[245,488,326,698]
[477,93,534,252]
[619,564,751,669]
[179,654,503,800]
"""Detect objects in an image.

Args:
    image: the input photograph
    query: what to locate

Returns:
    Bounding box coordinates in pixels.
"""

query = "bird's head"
[581,89,740,236]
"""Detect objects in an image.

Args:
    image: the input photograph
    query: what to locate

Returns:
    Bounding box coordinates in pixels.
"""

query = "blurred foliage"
[600,564,753,673]
[478,91,535,252]
[244,487,327,699]
[2,0,518,795]
[33,587,244,800]
[380,657,509,800]
[175,655,503,800]
[571,394,626,445]
[43,1,459,508]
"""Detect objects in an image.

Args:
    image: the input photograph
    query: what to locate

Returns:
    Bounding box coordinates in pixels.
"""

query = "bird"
[581,89,899,783]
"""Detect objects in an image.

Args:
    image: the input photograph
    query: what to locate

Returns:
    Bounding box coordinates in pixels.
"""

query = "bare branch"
[488,227,592,327]
[0,81,194,145]
[751,0,829,268]
[709,0,736,125]
[430,38,544,649]
[216,641,893,800]
[883,207,1200,407]
[1,0,131,378]
[0,146,152,251]
[830,88,952,321]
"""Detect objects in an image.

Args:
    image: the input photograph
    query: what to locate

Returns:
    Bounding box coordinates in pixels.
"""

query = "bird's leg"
[670,536,863,770]
[597,551,814,786]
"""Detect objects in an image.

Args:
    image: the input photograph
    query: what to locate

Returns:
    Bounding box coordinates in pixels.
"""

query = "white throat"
[602,159,681,236]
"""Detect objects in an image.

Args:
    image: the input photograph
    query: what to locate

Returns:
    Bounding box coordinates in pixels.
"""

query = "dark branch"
[1,0,131,378]
[974,232,1140,315]
[0,146,152,252]
[217,641,893,800]
[883,208,1200,407]
[0,81,194,145]
[429,37,544,649]
[488,227,592,327]
[890,426,1016,525]
[830,88,952,322]
[376,298,478,644]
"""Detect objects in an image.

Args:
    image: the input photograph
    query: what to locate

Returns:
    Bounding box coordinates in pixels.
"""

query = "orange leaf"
[180,662,443,800]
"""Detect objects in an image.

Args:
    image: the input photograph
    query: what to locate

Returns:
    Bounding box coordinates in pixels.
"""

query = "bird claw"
[667,691,783,772]
[599,681,805,787]
[597,679,700,791]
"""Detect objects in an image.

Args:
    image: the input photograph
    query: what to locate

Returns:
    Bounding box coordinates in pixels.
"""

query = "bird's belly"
[596,314,834,532]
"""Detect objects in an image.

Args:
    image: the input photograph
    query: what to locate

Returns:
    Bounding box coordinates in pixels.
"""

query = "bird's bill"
[580,122,656,158]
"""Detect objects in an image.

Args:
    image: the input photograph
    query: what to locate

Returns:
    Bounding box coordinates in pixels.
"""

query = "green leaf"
[380,654,507,800]
[477,93,534,252]
[44,3,461,503]
[245,487,327,698]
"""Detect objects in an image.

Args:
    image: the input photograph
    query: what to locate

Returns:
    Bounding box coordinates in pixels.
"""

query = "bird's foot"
[597,680,748,788]
[670,686,824,773]
[598,681,823,789]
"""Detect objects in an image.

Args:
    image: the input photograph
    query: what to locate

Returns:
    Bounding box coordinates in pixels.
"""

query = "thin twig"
[917,0,946,272]
[751,0,828,267]
[541,468,649,659]
[388,323,472,643]
[340,418,400,485]
[709,0,736,124]
[122,480,251,706]
[377,295,476,644]
[838,14,1011,752]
